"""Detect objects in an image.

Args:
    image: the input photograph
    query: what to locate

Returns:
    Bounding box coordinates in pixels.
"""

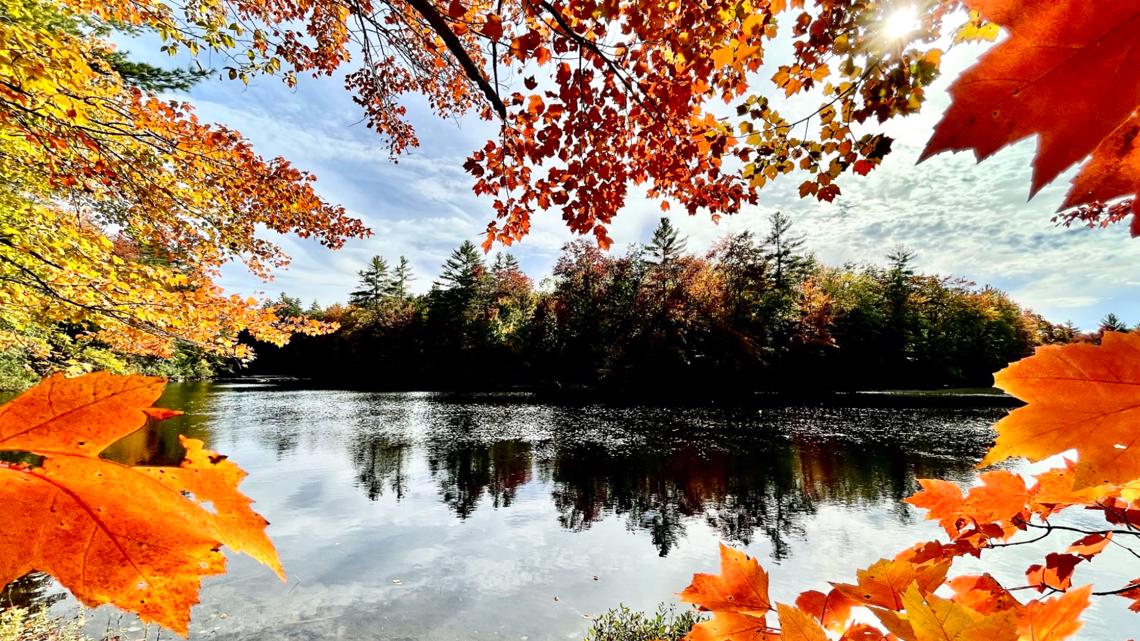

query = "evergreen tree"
[492,252,522,274]
[646,217,688,265]
[884,246,917,367]
[307,300,323,315]
[1100,313,1129,333]
[711,231,766,298]
[350,256,392,308]
[763,211,809,292]
[272,292,305,319]
[1061,320,1081,341]
[438,241,486,291]
[389,256,414,298]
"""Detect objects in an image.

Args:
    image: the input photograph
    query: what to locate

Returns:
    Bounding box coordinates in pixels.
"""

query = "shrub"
[0,607,87,641]
[584,604,705,641]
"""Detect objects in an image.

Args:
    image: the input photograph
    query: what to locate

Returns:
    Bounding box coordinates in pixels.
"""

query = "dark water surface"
[31,383,1138,639]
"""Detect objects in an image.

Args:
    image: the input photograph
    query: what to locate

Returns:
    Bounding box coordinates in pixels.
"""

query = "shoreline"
[207,376,1021,408]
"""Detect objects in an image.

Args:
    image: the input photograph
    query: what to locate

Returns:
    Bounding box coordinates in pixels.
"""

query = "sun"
[883,5,920,40]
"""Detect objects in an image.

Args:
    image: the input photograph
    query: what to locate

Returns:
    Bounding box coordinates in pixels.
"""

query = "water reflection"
[1,572,61,610]
[354,432,411,501]
[26,385,1136,640]
[164,389,995,557]
[427,439,533,517]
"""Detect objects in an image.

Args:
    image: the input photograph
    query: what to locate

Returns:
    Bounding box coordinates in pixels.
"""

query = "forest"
[250,213,1085,393]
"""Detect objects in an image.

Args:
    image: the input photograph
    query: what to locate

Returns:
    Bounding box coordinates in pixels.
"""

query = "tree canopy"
[26,0,1137,253]
[250,223,1067,392]
[0,0,368,377]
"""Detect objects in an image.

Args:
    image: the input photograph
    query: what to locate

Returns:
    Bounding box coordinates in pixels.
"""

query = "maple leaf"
[961,471,1030,526]
[837,623,892,641]
[1026,553,1082,592]
[685,611,776,641]
[922,0,1140,200]
[1015,586,1091,641]
[794,588,855,633]
[907,479,966,535]
[481,13,504,40]
[948,574,1022,615]
[1119,580,1140,613]
[891,583,1019,641]
[833,557,950,611]
[0,373,282,636]
[680,544,772,614]
[1028,462,1103,517]
[1061,114,1140,225]
[1065,532,1112,561]
[775,603,827,641]
[981,331,1140,487]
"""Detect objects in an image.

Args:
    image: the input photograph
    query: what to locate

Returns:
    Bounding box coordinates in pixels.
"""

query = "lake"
[19,383,1139,639]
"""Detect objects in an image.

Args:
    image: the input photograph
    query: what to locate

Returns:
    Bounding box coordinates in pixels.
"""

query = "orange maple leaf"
[909,470,1032,545]
[0,373,282,636]
[1028,462,1103,517]
[685,611,777,641]
[794,588,855,633]
[775,603,828,641]
[680,543,772,615]
[1061,113,1140,227]
[981,332,1140,488]
[895,583,1019,641]
[922,0,1140,201]
[907,479,965,535]
[1015,586,1091,641]
[1065,532,1112,561]
[832,557,950,611]
[1025,553,1083,592]
[947,574,1022,616]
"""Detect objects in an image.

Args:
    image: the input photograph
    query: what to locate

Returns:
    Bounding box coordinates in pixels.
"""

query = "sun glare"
[883,5,919,40]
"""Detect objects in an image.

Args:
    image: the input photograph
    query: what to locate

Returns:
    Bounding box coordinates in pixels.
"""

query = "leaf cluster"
[677,332,1140,641]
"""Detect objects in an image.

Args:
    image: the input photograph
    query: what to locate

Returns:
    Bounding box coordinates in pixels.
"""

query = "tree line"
[248,213,1099,393]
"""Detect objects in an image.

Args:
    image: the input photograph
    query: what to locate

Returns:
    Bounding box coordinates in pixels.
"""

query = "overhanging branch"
[401,0,508,120]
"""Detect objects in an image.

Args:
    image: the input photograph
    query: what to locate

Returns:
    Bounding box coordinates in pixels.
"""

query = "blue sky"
[128,27,1140,330]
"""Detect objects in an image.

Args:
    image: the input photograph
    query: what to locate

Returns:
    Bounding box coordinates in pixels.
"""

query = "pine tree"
[763,211,808,292]
[884,246,917,365]
[439,241,486,291]
[1100,313,1129,333]
[646,217,688,265]
[350,255,392,308]
[273,293,304,319]
[389,256,413,298]
[492,252,521,274]
[885,246,916,312]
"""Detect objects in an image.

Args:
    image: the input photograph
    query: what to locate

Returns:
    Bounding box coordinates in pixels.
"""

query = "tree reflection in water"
[8,386,1009,635]
[87,387,998,559]
[339,399,995,557]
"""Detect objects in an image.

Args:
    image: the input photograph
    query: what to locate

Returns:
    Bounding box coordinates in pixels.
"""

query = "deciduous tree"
[0,0,368,370]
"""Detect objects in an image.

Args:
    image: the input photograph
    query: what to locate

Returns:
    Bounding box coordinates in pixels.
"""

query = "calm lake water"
[21,383,1139,639]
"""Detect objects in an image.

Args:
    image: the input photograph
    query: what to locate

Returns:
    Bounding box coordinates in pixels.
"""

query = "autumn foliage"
[12,0,1131,255]
[0,373,282,636]
[0,0,368,371]
[678,333,1140,641]
[6,0,1139,376]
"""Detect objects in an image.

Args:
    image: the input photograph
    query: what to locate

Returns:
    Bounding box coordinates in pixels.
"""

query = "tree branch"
[400,0,507,119]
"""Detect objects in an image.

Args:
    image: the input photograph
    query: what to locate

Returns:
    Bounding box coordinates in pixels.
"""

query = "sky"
[128,13,1140,330]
